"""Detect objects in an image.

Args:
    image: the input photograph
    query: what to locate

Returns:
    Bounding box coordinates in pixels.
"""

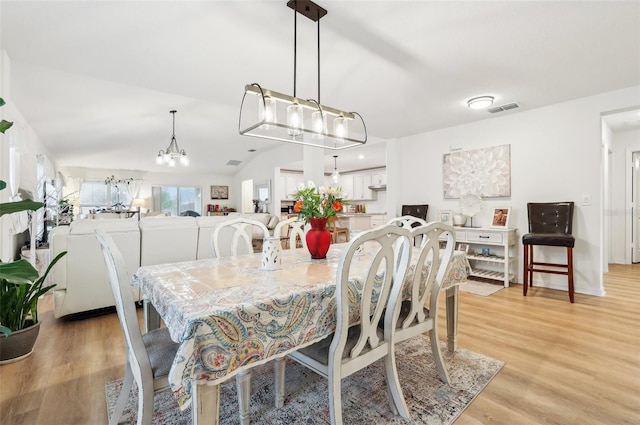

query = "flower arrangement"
[291,181,345,223]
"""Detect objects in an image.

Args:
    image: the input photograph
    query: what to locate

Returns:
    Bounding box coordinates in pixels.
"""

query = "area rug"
[458,280,504,296]
[106,335,504,425]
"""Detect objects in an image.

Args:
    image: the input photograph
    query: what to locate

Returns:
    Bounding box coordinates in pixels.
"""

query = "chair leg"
[429,327,450,384]
[523,244,529,296]
[236,370,252,425]
[139,375,155,425]
[328,369,343,425]
[384,351,410,419]
[568,247,574,303]
[109,362,134,425]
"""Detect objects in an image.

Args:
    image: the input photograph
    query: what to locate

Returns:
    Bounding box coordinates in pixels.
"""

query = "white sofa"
[48,213,279,318]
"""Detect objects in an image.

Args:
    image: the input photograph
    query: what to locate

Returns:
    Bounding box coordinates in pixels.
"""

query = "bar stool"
[328,216,349,243]
[522,202,575,303]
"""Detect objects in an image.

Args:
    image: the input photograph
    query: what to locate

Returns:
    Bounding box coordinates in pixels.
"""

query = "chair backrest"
[401,204,428,221]
[332,224,412,360]
[393,222,455,332]
[211,217,270,257]
[95,229,151,381]
[274,216,307,249]
[527,202,574,234]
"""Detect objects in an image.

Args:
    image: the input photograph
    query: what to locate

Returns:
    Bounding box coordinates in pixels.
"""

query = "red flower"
[333,201,342,211]
[294,201,304,213]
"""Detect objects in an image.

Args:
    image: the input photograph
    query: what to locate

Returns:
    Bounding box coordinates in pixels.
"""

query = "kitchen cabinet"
[340,175,354,200]
[353,174,373,200]
[371,172,387,186]
[370,215,387,228]
[447,227,518,288]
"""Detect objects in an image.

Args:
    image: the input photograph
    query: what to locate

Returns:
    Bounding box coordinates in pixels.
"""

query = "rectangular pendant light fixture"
[238,0,367,150]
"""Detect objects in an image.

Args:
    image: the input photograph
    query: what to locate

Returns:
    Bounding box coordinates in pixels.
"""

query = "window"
[79,180,132,212]
[151,186,202,216]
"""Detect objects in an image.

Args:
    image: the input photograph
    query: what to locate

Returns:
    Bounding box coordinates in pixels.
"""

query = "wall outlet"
[582,194,592,206]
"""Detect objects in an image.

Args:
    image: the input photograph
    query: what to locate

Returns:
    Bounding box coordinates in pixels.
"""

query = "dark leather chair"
[522,202,575,303]
[401,204,428,222]
[180,210,200,217]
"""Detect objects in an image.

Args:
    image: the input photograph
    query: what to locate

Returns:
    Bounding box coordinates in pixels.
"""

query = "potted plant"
[0,97,66,363]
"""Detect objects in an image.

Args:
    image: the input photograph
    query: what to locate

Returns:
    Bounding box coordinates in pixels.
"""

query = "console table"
[450,227,517,287]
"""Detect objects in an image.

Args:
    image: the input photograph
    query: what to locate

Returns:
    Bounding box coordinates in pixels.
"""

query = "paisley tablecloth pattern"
[132,245,469,409]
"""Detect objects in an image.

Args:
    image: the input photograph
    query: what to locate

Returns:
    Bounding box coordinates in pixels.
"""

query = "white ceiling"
[1,1,639,175]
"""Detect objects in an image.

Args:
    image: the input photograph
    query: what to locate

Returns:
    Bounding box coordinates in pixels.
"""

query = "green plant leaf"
[0,260,39,284]
[0,199,44,218]
[0,180,6,191]
[0,120,13,134]
[0,97,5,107]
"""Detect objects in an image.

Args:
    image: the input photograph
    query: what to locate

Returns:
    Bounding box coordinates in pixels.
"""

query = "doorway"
[632,151,640,263]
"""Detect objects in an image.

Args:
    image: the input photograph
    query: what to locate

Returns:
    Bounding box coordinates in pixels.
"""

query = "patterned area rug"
[106,335,504,425]
[458,280,504,296]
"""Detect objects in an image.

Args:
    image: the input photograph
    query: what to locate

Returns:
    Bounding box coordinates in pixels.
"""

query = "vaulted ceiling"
[2,1,638,175]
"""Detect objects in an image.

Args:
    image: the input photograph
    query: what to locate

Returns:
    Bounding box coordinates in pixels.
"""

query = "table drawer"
[466,230,503,244]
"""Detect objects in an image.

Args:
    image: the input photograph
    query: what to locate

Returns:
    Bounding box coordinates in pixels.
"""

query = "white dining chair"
[387,215,428,230]
[390,222,456,388]
[95,229,181,425]
[388,215,429,247]
[211,217,270,258]
[209,217,277,423]
[284,224,414,424]
[273,216,307,250]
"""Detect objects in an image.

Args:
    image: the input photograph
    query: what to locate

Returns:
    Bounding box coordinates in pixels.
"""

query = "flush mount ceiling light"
[156,110,189,167]
[239,0,367,150]
[331,155,340,183]
[467,96,495,110]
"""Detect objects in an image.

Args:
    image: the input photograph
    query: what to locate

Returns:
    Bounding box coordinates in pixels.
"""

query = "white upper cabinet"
[371,172,387,186]
[340,175,355,200]
[353,174,373,200]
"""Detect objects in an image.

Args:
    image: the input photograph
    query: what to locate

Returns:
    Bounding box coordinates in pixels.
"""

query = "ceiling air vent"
[226,160,242,166]
[487,102,519,114]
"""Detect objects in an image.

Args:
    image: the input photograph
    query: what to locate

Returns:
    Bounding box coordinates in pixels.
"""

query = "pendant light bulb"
[311,109,326,139]
[334,116,348,143]
[287,103,303,137]
[331,155,340,184]
[258,96,277,129]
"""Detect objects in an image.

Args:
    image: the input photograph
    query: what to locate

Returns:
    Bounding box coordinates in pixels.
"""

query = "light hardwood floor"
[1,264,638,425]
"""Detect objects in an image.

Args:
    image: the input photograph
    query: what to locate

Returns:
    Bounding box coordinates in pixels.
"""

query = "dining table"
[132,242,470,425]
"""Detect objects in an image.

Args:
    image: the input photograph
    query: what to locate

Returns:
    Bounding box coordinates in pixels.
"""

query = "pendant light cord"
[293,2,297,98]
[317,18,321,104]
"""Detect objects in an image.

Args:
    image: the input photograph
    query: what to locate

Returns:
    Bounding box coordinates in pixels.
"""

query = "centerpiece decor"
[291,181,345,259]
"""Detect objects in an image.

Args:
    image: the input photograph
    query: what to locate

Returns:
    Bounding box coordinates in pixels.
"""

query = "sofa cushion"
[139,216,199,266]
[51,219,141,318]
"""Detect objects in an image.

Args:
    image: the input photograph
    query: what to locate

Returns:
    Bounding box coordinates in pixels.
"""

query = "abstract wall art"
[442,144,511,199]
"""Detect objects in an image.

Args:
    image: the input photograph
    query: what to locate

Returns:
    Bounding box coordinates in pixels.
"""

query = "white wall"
[610,128,640,264]
[394,86,640,297]
[0,50,57,261]
[233,143,303,213]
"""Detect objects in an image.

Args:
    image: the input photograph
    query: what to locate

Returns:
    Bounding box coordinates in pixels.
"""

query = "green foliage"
[0,97,65,336]
[0,97,13,134]
[291,181,346,223]
[0,252,66,336]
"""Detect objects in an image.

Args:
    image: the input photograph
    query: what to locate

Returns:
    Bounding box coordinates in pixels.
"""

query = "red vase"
[306,217,332,259]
